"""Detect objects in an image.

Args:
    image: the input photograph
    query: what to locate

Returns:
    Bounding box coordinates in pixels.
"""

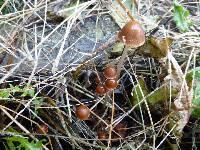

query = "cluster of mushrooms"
[75,20,145,140]
[95,19,145,95]
[95,66,118,95]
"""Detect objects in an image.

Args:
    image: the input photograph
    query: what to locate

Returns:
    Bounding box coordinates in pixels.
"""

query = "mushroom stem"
[116,46,130,78]
[116,20,145,78]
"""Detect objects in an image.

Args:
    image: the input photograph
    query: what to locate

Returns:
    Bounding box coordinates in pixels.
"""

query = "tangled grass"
[0,0,200,149]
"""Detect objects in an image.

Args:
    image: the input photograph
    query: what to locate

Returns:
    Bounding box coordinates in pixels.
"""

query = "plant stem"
[116,0,135,21]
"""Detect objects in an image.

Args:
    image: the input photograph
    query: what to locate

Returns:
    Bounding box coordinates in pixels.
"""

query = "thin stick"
[116,0,135,21]
[107,91,115,149]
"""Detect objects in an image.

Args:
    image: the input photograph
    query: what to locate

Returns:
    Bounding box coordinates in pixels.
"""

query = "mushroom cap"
[105,79,118,89]
[118,21,145,47]
[75,105,90,120]
[95,84,106,95]
[103,66,117,79]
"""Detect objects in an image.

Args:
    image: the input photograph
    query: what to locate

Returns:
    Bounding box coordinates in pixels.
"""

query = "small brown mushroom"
[118,20,145,47]
[75,105,90,120]
[105,79,118,90]
[116,20,145,78]
[95,84,107,95]
[103,66,117,79]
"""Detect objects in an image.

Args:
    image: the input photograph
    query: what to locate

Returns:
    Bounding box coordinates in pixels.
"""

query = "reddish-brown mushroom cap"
[95,84,106,95]
[118,20,145,47]
[75,105,90,120]
[105,79,118,90]
[103,66,117,79]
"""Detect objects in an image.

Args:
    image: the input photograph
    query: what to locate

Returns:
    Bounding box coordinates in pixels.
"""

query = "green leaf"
[22,87,35,97]
[0,89,10,98]
[33,97,44,116]
[173,0,192,32]
[27,88,35,97]
[22,90,28,97]
[3,143,10,150]
[138,37,173,59]
[131,77,178,107]
[9,84,22,94]
[192,100,200,118]
[33,97,44,106]
[195,70,200,79]
[131,77,149,106]
[111,42,124,54]
[4,136,44,150]
[190,69,200,118]
[6,139,16,150]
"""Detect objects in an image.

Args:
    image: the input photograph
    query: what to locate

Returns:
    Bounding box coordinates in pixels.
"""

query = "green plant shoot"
[173,0,192,32]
